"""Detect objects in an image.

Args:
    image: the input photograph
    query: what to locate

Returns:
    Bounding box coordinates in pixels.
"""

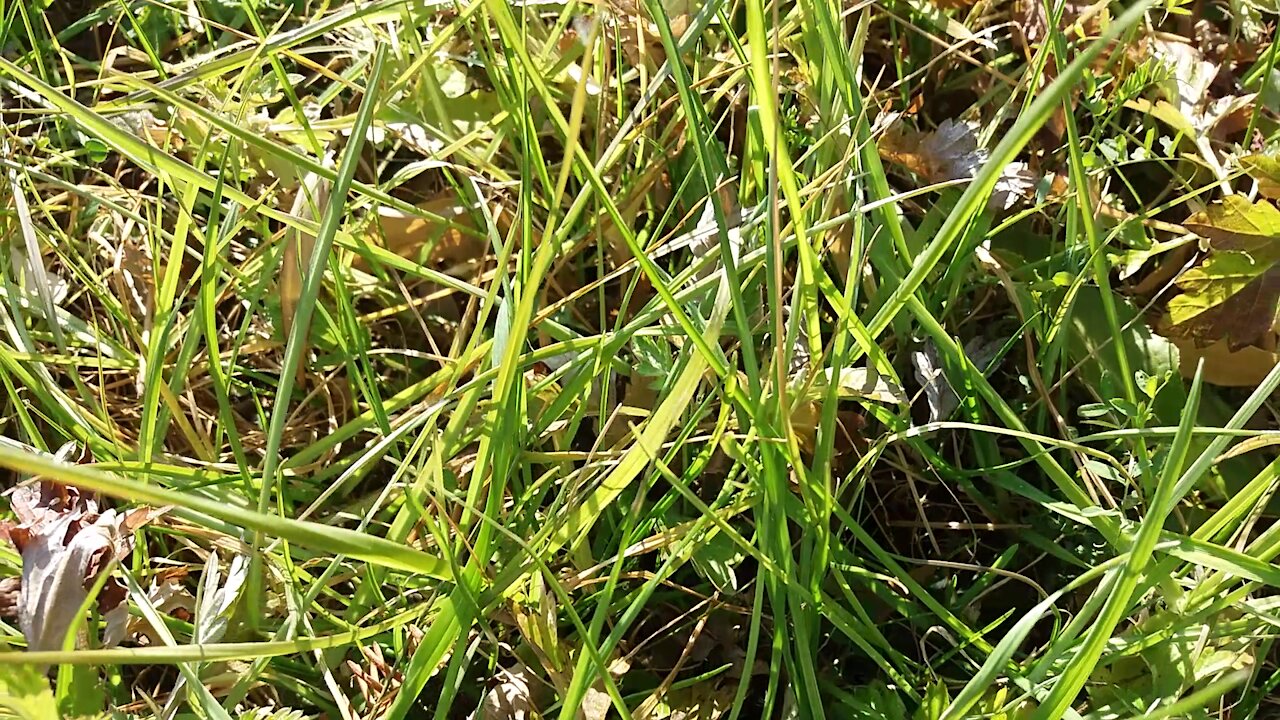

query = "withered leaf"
[475,663,542,720]
[359,191,500,274]
[1168,268,1280,351]
[0,576,18,621]
[878,120,1035,210]
[2,471,165,657]
[1166,197,1280,350]
[1170,337,1279,387]
[1241,155,1280,199]
[279,156,335,347]
[809,367,908,405]
[912,336,1005,422]
[880,118,983,184]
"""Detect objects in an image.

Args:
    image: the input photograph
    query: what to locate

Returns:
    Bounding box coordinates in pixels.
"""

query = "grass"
[3,0,1280,717]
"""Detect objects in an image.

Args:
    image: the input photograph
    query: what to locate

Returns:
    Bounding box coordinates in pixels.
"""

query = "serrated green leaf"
[913,681,950,720]
[0,664,58,720]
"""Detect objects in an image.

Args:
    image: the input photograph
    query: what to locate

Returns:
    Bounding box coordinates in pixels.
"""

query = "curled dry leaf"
[582,688,612,720]
[279,153,335,350]
[880,118,983,184]
[592,0,695,67]
[990,162,1036,212]
[359,191,503,275]
[366,122,445,157]
[799,367,908,405]
[1151,38,1220,133]
[106,109,184,150]
[685,187,744,284]
[912,336,1005,422]
[1014,0,1104,57]
[0,576,18,622]
[105,567,194,648]
[1145,37,1255,192]
[160,551,251,718]
[475,663,542,720]
[789,367,900,454]
[879,119,1036,210]
[0,452,167,656]
[113,226,155,399]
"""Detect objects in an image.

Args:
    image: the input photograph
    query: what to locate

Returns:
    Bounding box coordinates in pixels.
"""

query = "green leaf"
[1067,286,1181,414]
[842,682,908,720]
[913,681,949,720]
[688,529,746,591]
[0,664,58,720]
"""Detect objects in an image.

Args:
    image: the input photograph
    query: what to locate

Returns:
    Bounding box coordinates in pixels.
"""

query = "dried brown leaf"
[582,687,612,720]
[880,118,983,184]
[279,159,334,351]
[2,467,164,656]
[0,576,19,622]
[1014,0,1102,56]
[476,664,542,720]
[1167,272,1280,352]
[360,191,500,273]
[1166,197,1280,350]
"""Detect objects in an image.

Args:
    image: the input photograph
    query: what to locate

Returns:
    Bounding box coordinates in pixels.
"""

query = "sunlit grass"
[1,0,1279,718]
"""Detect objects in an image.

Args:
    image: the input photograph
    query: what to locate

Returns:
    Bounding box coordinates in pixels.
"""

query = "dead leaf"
[105,568,194,648]
[108,109,184,151]
[912,336,1005,422]
[88,209,156,398]
[1215,432,1280,462]
[641,680,733,720]
[5,491,125,653]
[279,154,335,350]
[1165,197,1280,350]
[0,449,165,658]
[475,664,542,720]
[1171,337,1280,387]
[789,366,895,454]
[1148,37,1255,192]
[582,687,612,720]
[880,118,983,184]
[159,551,251,718]
[990,162,1036,211]
[797,367,907,405]
[0,576,18,621]
[359,191,499,274]
[595,0,693,67]
[367,122,445,157]
[879,121,1034,210]
[685,187,743,284]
